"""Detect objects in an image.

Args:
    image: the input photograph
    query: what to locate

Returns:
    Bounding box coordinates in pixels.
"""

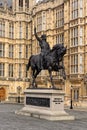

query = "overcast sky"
[0,0,41,6]
[0,0,12,7]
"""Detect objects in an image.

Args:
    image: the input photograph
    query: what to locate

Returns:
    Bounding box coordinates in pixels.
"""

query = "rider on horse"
[34,27,50,69]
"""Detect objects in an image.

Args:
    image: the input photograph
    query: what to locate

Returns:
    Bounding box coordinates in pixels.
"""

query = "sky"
[0,0,41,7]
[0,0,12,7]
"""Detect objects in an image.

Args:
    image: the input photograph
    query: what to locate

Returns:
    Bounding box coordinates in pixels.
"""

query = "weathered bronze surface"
[27,28,66,88]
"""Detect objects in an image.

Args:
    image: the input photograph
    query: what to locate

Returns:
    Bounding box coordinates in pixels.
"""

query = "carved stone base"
[16,88,75,121]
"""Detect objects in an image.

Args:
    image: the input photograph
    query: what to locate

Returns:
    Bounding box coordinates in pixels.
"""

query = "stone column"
[16,0,19,12]
[22,44,25,59]
[23,0,25,12]
[5,86,9,101]
[15,22,19,39]
[22,22,25,39]
[12,0,15,12]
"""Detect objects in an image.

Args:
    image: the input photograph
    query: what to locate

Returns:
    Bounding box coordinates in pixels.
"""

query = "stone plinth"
[16,88,75,121]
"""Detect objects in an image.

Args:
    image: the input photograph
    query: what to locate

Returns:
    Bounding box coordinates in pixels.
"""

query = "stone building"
[0,0,87,107]
[0,0,33,102]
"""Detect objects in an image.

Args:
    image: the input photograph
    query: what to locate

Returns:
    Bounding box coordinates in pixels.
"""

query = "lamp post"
[17,86,21,103]
[70,85,73,109]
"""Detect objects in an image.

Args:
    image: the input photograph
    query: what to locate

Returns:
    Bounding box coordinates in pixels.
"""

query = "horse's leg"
[31,69,41,88]
[48,67,55,89]
[31,69,36,88]
[34,69,41,88]
[57,64,66,80]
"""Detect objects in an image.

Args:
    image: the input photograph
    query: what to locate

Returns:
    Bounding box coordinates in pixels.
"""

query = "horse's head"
[52,43,67,61]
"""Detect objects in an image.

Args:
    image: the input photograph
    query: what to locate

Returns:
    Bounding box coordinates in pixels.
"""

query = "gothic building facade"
[0,0,87,107]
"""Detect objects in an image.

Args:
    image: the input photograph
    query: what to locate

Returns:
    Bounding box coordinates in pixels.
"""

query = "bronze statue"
[34,27,50,69]
[27,28,66,88]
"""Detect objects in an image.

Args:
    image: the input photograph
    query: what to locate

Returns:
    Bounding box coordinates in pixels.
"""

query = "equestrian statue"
[27,27,67,88]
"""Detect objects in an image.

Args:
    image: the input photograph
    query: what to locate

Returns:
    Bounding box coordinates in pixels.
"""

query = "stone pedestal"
[16,88,75,121]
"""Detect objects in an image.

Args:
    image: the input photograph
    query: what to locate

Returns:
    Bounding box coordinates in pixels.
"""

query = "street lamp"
[70,85,73,109]
[17,86,21,103]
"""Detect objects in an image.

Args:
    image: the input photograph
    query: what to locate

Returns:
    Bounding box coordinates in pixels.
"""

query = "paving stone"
[0,104,87,130]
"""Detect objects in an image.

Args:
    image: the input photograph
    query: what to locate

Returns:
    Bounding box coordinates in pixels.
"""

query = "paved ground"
[0,103,87,130]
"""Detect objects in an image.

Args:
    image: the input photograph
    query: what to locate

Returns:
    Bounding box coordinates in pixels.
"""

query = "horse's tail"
[26,55,33,71]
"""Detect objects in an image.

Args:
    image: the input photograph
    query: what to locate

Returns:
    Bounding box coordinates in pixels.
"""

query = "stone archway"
[0,87,6,101]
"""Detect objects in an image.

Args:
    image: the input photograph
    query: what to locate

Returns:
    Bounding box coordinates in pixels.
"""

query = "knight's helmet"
[41,34,46,40]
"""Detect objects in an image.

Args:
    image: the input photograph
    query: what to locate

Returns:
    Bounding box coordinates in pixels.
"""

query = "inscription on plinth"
[53,98,63,104]
[26,97,50,107]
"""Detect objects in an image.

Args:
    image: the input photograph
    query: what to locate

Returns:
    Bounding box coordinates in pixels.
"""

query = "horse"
[27,43,67,88]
